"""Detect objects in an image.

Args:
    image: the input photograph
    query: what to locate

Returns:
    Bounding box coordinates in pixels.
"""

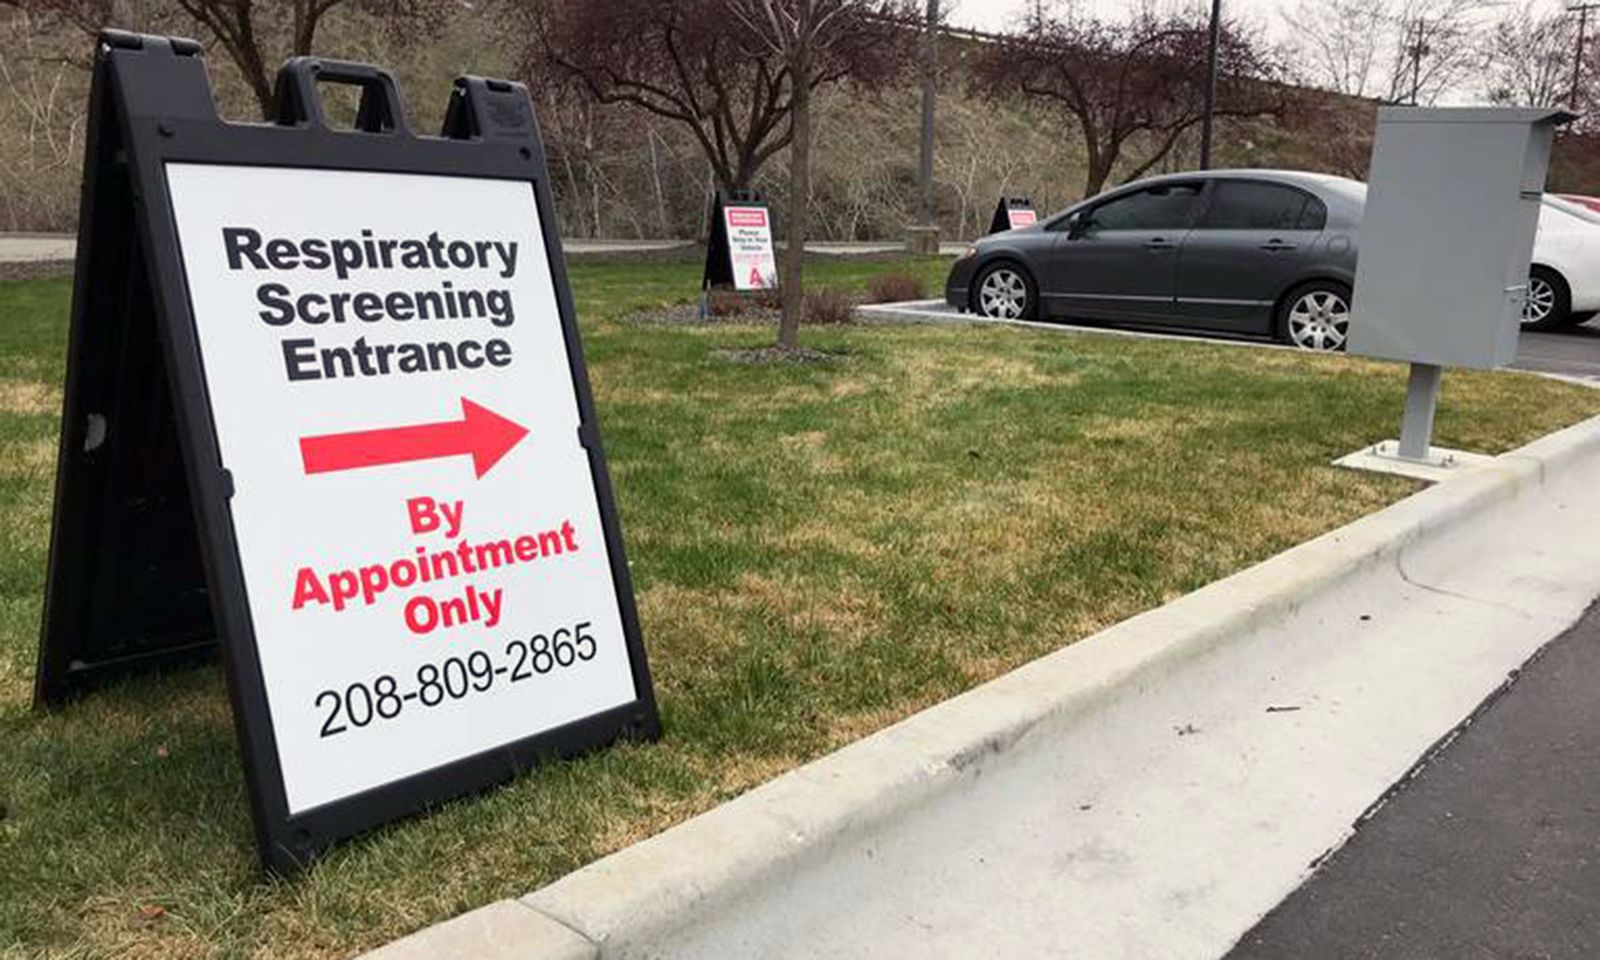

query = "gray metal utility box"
[1349,107,1572,369]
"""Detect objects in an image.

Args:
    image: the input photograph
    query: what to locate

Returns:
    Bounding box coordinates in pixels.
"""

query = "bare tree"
[974,8,1283,197]
[1279,0,1390,98]
[1282,0,1492,105]
[7,0,441,117]
[0,7,90,229]
[1485,2,1577,109]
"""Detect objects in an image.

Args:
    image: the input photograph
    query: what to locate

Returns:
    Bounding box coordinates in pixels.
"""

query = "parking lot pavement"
[1224,597,1600,960]
[1514,323,1600,382]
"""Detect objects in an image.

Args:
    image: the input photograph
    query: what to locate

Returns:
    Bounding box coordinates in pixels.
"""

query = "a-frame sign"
[988,196,1038,234]
[34,31,660,872]
[703,190,778,294]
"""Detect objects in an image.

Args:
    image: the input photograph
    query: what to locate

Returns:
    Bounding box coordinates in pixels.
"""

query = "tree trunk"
[647,128,670,237]
[246,65,276,121]
[777,44,811,349]
[1083,152,1113,198]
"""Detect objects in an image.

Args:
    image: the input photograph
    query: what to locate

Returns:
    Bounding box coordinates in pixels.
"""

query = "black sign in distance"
[988,196,1038,234]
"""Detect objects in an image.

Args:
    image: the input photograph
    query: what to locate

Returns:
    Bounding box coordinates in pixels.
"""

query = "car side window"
[1297,195,1328,231]
[1199,181,1317,231]
[1088,183,1204,231]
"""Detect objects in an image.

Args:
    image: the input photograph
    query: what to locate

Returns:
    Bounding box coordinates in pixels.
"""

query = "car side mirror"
[1067,214,1093,239]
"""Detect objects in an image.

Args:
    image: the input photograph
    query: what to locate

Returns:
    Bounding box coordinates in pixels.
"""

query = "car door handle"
[1259,240,1298,252]
[1144,238,1176,251]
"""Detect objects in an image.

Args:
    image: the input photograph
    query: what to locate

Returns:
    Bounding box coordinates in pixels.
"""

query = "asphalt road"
[1514,322,1600,382]
[1225,598,1600,960]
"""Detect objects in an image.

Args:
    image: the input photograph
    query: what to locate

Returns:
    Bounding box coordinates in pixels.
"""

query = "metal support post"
[1397,362,1443,460]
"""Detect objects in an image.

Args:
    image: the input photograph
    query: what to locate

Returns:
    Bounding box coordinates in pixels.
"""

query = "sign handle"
[272,57,411,135]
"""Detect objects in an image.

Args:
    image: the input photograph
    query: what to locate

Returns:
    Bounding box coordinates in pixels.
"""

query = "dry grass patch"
[0,378,56,416]
[1,436,56,477]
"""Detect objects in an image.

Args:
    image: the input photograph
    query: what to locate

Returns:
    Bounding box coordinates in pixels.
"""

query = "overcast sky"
[943,0,1548,104]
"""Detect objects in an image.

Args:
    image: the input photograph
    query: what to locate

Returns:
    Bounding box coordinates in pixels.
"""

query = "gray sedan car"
[945,170,1364,350]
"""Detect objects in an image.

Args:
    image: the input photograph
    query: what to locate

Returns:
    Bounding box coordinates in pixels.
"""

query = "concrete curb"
[855,298,1298,351]
[359,414,1600,960]
[0,259,74,282]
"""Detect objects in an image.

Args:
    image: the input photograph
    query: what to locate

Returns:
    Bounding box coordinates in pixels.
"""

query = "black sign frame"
[34,31,661,873]
[988,196,1038,234]
[701,188,775,296]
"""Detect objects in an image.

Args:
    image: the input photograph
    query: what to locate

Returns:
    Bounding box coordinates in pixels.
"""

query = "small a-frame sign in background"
[988,196,1037,234]
[703,190,778,293]
[35,30,659,872]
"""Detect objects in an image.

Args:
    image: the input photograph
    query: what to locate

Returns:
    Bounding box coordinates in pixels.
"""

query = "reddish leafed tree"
[531,0,910,350]
[723,0,911,349]
[973,11,1284,198]
[528,0,908,197]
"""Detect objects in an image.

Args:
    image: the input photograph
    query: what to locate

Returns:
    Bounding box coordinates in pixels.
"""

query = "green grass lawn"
[3,257,1598,959]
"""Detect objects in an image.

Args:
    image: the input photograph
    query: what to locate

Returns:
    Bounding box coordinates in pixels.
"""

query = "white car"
[1525,195,1600,331]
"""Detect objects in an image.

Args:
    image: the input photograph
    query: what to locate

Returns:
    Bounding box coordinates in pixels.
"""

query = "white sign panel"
[165,164,639,814]
[724,205,777,291]
[1008,208,1037,228]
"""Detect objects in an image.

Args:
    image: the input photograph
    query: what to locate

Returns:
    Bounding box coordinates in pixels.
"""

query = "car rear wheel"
[1279,281,1351,352]
[972,263,1036,320]
[1522,267,1570,332]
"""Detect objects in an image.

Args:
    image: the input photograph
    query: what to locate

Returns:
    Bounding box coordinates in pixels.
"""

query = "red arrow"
[300,398,528,478]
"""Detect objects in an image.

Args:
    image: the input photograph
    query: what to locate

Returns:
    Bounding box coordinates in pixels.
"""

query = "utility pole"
[906,0,941,254]
[919,0,937,226]
[1571,3,1599,109]
[1199,0,1222,169]
[1405,18,1431,105]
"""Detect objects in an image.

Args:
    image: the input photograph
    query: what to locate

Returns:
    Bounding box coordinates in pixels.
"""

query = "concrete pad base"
[903,225,941,255]
[1333,440,1495,482]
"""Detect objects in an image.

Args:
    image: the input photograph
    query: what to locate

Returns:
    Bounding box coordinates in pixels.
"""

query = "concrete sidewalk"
[0,234,76,280]
[0,234,75,262]
[1227,598,1600,959]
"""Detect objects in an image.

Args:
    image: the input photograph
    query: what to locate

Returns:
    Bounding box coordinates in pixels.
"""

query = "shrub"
[707,287,782,317]
[804,288,857,325]
[706,289,751,317]
[864,271,928,304]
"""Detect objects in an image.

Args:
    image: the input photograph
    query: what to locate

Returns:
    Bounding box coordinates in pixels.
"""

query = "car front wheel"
[972,263,1036,320]
[1522,266,1571,331]
[1279,281,1351,352]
